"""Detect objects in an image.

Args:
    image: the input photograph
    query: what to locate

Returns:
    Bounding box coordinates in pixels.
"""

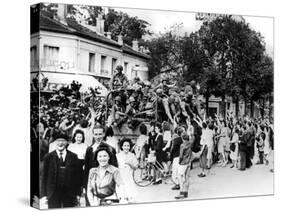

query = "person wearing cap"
[175,129,193,199]
[41,132,82,208]
[110,65,129,90]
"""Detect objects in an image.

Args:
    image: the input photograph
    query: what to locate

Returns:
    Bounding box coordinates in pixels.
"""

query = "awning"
[31,71,109,96]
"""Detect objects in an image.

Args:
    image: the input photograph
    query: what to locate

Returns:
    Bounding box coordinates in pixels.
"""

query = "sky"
[114,7,273,57]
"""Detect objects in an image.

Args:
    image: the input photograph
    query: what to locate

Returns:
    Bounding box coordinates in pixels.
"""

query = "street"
[135,162,274,203]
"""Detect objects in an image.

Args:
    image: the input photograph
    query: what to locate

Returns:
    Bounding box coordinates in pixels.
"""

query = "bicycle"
[133,154,175,187]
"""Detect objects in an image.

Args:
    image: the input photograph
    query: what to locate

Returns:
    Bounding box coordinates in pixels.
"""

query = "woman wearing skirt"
[198,123,208,177]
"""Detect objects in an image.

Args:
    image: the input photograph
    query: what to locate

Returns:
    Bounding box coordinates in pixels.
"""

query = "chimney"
[100,19,104,34]
[95,14,105,34]
[144,47,150,54]
[139,46,144,53]
[55,4,67,25]
[117,35,123,45]
[132,40,139,51]
[106,32,112,39]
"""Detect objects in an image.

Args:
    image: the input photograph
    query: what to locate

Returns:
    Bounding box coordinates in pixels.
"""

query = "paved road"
[134,162,274,203]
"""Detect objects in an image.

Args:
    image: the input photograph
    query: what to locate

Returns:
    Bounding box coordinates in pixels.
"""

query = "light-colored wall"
[30,33,40,72]
[122,54,148,81]
[31,31,149,81]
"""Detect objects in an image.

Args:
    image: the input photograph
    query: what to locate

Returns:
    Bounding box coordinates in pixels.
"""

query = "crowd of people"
[31,65,274,209]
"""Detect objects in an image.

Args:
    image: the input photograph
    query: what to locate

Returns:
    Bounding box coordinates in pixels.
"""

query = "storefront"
[30,70,109,96]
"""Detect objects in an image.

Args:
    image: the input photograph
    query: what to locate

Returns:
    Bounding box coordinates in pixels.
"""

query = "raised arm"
[88,107,97,132]
[162,98,174,123]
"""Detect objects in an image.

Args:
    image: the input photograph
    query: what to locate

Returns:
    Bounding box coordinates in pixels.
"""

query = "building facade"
[30,4,150,93]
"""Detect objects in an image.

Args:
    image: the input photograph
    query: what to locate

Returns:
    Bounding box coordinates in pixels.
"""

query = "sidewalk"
[135,162,274,203]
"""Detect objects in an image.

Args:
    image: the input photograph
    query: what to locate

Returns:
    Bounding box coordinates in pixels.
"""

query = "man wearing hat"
[41,132,81,208]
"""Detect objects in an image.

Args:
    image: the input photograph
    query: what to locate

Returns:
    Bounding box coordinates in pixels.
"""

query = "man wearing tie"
[41,133,81,208]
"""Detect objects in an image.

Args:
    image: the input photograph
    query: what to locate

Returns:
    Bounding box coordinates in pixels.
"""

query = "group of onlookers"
[31,65,273,209]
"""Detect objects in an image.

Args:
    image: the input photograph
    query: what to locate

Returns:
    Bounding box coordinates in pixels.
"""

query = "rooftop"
[34,11,150,60]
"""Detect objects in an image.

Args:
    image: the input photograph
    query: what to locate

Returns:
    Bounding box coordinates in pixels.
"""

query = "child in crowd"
[175,130,193,199]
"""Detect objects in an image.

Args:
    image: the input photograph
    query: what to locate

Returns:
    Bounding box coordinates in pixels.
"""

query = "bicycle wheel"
[133,163,154,187]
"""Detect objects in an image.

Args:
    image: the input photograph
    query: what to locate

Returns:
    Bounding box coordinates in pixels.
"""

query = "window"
[111,58,117,74]
[30,46,37,66]
[43,45,59,62]
[134,64,139,77]
[89,53,95,73]
[101,55,108,74]
[124,62,128,74]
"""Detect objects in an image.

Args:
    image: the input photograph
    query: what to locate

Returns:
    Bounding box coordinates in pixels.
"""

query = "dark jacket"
[170,136,183,159]
[239,131,248,152]
[247,126,256,147]
[179,141,193,165]
[155,134,164,152]
[148,132,157,151]
[41,150,81,199]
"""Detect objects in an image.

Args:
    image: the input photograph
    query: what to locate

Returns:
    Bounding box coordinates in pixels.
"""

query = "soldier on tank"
[110,65,129,91]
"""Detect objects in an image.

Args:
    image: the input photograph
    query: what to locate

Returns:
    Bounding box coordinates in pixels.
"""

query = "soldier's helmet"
[116,65,123,72]
[144,80,151,87]
[114,96,122,102]
[156,88,163,95]
[129,96,135,102]
[190,80,196,87]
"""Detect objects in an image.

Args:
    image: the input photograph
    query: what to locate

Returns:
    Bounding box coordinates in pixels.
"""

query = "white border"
[0,0,279,212]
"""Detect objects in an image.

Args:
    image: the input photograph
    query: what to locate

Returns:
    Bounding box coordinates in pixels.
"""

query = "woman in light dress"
[134,124,149,166]
[198,123,208,177]
[216,120,228,166]
[263,126,271,165]
[116,138,138,203]
[162,121,172,176]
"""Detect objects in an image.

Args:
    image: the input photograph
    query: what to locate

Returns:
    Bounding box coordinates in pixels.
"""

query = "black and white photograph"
[30,2,274,209]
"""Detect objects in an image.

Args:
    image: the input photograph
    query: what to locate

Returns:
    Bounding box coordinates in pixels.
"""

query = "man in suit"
[41,133,81,208]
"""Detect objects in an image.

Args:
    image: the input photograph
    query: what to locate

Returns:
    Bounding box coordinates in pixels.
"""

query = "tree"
[41,4,152,46]
[67,5,103,26]
[248,54,273,118]
[197,16,266,118]
[104,9,152,46]
[146,24,183,79]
